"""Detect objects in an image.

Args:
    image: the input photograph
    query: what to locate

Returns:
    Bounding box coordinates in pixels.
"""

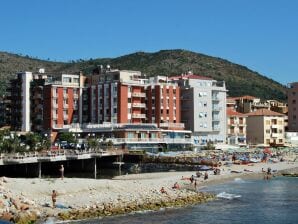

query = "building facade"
[246,109,285,146]
[287,82,298,131]
[171,73,227,145]
[227,108,247,145]
[8,67,190,150]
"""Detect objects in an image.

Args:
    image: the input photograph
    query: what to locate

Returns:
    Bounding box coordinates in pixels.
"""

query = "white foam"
[234,178,245,183]
[217,192,242,200]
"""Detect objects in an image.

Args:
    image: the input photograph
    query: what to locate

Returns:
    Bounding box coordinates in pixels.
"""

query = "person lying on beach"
[160,187,168,194]
[181,176,190,180]
[172,182,180,189]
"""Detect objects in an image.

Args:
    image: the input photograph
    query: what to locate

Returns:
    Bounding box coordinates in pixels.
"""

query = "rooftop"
[169,74,213,81]
[245,109,285,117]
[227,108,247,117]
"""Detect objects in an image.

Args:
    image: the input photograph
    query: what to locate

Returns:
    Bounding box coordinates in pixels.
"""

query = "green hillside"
[0,50,286,100]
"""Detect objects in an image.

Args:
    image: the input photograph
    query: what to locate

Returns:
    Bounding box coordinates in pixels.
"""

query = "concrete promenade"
[0,148,125,166]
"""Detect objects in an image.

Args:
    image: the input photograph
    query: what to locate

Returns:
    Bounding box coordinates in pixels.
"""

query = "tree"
[25,133,42,151]
[58,132,76,144]
[87,138,99,150]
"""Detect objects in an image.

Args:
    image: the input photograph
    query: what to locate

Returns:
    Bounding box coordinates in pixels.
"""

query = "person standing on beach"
[52,190,57,208]
[194,180,197,190]
[59,164,64,180]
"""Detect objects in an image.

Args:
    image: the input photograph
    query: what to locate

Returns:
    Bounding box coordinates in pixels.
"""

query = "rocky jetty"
[0,177,41,223]
[56,190,215,221]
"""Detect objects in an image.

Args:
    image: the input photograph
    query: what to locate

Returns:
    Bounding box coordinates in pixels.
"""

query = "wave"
[234,178,245,183]
[216,192,242,200]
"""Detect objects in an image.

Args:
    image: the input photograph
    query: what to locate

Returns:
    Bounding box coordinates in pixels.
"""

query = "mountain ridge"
[0,49,286,101]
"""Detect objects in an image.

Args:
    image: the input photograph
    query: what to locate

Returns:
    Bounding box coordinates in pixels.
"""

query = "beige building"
[227,108,247,145]
[246,109,286,146]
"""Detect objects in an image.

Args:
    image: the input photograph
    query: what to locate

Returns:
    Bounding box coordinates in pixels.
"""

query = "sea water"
[67,177,298,224]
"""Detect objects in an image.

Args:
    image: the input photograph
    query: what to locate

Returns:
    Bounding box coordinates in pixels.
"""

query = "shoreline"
[0,161,297,223]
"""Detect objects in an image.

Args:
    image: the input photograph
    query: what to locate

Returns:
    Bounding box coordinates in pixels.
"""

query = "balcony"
[159,123,185,129]
[132,92,146,97]
[132,113,146,119]
[212,106,222,111]
[212,96,220,101]
[73,94,79,98]
[271,124,279,129]
[271,133,280,138]
[64,104,69,109]
[132,103,146,108]
[53,113,57,120]
[213,126,220,131]
[53,103,58,108]
[63,114,68,120]
[212,116,220,121]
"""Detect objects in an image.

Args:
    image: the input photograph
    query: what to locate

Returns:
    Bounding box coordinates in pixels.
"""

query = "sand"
[1,160,298,222]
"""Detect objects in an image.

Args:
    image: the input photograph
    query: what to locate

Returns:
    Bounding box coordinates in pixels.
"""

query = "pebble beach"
[0,159,297,223]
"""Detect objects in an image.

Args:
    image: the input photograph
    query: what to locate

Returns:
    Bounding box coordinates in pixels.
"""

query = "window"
[266,129,270,134]
[294,115,296,120]
[279,139,283,143]
[203,102,207,107]
[293,100,296,104]
[113,108,117,113]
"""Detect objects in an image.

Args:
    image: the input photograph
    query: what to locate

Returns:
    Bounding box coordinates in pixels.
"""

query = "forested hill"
[0,50,286,100]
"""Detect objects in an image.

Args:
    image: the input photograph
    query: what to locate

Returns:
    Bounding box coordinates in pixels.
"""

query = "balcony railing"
[271,133,280,138]
[159,123,185,129]
[132,113,146,119]
[132,103,146,108]
[132,92,146,97]
[108,138,192,144]
[212,106,222,111]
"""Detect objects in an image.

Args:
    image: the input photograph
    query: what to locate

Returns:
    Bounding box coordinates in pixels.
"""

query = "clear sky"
[0,0,297,85]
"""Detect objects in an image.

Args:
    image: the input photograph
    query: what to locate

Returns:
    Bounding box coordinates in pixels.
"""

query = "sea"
[65,176,298,224]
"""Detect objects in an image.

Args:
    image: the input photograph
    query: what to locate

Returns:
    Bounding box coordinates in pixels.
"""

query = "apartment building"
[227,108,247,145]
[43,73,86,141]
[287,82,298,131]
[8,70,86,139]
[0,95,10,127]
[170,73,227,144]
[246,109,286,146]
[7,67,191,149]
[89,68,182,129]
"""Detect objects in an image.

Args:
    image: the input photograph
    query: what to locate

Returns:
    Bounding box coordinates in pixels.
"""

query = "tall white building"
[171,73,227,145]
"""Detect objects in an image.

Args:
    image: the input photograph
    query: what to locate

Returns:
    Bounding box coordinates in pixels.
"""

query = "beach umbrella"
[263,148,272,154]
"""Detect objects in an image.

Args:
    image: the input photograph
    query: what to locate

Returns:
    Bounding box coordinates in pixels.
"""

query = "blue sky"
[0,0,297,85]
